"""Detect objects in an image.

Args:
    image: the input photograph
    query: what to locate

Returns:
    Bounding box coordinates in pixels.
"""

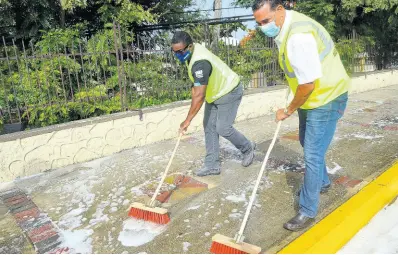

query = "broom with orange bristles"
[210,88,290,254]
[129,133,183,225]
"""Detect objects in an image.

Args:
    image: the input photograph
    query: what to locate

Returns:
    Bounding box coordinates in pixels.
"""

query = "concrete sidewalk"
[1,85,398,254]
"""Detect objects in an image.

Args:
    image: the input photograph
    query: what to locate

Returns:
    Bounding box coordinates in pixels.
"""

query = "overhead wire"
[134,15,255,32]
[164,6,250,15]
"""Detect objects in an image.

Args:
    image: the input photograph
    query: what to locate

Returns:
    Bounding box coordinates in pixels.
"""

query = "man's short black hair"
[252,0,284,11]
[171,31,193,46]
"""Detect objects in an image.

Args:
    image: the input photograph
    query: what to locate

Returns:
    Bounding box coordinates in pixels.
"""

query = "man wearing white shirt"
[252,0,350,231]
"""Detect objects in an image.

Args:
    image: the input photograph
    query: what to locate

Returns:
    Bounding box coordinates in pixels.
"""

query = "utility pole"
[211,0,222,52]
[214,0,222,25]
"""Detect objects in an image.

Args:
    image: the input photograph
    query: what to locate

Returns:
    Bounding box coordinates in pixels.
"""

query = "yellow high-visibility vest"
[279,11,350,109]
[187,43,240,103]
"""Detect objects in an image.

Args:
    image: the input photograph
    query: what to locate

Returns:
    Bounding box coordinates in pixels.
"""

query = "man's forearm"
[185,97,205,122]
[286,83,314,115]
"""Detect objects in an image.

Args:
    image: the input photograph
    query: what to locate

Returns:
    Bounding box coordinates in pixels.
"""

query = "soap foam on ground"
[118,218,167,247]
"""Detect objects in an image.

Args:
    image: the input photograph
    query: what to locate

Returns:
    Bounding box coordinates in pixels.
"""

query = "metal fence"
[336,32,398,73]
[0,22,396,134]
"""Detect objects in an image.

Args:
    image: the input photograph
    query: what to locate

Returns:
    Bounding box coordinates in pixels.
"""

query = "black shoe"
[296,184,331,196]
[283,213,315,232]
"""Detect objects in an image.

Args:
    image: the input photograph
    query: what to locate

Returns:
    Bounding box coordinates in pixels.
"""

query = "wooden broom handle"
[149,133,183,207]
[235,87,290,243]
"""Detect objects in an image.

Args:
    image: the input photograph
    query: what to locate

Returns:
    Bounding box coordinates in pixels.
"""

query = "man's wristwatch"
[284,108,291,116]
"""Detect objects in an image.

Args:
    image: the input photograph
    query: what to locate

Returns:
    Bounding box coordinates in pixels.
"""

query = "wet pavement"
[1,84,398,254]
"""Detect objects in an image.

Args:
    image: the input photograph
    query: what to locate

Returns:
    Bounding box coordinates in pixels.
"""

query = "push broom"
[129,133,183,225]
[210,88,290,254]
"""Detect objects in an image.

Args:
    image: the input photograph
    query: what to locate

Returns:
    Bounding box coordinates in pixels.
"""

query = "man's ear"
[276,4,284,11]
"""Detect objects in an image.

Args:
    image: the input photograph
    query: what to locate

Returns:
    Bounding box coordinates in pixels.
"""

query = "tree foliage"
[0,0,60,38]
[0,0,197,39]
[295,0,398,69]
[234,0,398,70]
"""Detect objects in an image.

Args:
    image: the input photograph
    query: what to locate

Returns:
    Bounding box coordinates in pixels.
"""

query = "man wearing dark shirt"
[191,60,212,87]
[171,31,256,176]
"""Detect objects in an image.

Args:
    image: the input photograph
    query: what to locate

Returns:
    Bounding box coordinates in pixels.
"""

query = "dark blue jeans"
[298,92,348,218]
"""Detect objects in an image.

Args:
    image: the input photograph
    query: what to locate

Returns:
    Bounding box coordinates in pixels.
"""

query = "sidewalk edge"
[277,160,398,254]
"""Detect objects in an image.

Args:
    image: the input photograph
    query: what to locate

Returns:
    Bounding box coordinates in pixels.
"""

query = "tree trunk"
[60,9,65,28]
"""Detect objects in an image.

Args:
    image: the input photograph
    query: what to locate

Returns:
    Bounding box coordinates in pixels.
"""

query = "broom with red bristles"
[210,88,290,254]
[129,133,183,225]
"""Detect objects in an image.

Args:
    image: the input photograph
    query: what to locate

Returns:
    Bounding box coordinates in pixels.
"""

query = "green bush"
[335,37,375,75]
[217,29,283,87]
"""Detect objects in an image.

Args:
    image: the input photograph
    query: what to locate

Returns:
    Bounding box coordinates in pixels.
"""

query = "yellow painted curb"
[278,161,398,254]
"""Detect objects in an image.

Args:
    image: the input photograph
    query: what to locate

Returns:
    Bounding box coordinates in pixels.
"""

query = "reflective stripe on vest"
[282,21,334,78]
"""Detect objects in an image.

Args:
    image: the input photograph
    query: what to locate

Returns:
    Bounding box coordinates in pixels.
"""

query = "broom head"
[210,234,261,254]
[129,202,170,225]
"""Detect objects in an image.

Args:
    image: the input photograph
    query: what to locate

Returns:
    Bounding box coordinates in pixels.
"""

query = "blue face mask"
[174,50,192,63]
[260,21,281,38]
